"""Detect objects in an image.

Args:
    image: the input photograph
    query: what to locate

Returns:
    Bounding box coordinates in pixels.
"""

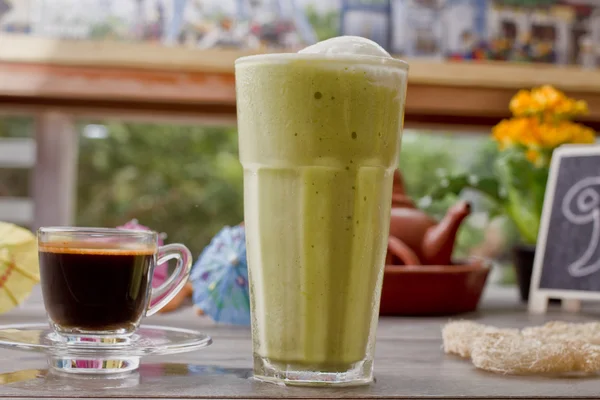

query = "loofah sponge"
[442,320,519,358]
[442,320,600,375]
[523,321,600,344]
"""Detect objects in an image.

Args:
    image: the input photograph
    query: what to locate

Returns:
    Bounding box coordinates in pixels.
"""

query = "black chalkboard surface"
[530,145,600,313]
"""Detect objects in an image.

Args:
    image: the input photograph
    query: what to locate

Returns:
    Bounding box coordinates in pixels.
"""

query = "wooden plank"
[405,84,600,122]
[0,138,35,168]
[408,59,600,92]
[2,35,600,93]
[31,112,78,229]
[3,83,600,131]
[2,35,600,129]
[0,197,33,225]
[0,63,236,106]
[2,59,600,112]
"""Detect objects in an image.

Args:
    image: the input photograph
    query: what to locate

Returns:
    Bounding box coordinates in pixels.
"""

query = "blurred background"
[1,0,600,290]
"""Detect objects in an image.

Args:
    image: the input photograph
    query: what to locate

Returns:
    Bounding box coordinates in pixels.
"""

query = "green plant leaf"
[426,173,503,204]
[494,149,549,245]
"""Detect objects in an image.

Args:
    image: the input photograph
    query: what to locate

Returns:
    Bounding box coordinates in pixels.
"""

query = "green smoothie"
[235,38,408,384]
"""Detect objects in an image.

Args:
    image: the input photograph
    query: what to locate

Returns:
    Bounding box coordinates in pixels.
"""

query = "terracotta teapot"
[391,169,416,208]
[386,170,471,266]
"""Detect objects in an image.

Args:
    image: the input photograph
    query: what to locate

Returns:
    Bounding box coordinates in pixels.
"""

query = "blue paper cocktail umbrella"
[190,224,250,326]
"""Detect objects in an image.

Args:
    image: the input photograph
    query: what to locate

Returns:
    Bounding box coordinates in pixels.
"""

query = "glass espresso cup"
[37,227,192,339]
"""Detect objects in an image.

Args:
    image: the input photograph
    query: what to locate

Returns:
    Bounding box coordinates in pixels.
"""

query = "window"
[0,116,35,227]
[0,117,516,282]
[76,120,243,257]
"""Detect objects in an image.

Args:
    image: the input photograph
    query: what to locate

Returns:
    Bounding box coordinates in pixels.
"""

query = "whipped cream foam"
[236,36,407,89]
[296,36,406,89]
[298,36,392,59]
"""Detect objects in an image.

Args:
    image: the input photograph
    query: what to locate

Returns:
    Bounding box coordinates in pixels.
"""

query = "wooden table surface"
[1,284,600,399]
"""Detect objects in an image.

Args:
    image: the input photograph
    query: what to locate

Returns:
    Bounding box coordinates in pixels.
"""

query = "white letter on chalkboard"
[562,177,600,278]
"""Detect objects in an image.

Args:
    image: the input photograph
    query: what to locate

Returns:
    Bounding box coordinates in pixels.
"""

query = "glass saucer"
[0,323,212,375]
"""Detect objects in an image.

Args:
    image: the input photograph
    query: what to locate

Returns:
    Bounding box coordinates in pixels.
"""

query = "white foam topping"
[297,36,406,90]
[298,36,392,59]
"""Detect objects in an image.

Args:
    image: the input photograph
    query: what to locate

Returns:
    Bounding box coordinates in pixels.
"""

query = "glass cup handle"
[146,243,193,317]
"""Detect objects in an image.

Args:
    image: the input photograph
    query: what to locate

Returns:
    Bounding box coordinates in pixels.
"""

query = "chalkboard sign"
[529,144,600,314]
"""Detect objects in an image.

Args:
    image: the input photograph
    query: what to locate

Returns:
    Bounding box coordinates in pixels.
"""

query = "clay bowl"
[379,258,491,316]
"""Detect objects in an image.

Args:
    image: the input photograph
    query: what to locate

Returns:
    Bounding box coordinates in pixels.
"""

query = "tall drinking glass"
[235,37,408,386]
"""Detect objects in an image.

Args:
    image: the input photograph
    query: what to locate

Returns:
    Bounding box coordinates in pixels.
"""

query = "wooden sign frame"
[529,144,600,314]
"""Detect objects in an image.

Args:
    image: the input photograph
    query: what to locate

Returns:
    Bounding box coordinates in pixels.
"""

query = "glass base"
[50,320,136,340]
[252,355,374,387]
[0,322,212,376]
[48,355,140,375]
[49,331,135,346]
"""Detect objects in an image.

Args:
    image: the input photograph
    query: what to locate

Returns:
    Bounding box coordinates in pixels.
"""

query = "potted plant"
[427,85,596,301]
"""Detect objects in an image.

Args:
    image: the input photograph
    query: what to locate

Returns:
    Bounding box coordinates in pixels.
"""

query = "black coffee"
[39,244,155,332]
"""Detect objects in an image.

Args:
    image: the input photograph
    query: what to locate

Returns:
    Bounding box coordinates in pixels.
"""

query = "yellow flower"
[492,118,534,148]
[526,148,540,164]
[492,119,516,149]
[537,124,569,148]
[574,100,589,115]
[509,90,536,117]
[531,85,564,110]
[518,119,543,147]
[508,85,589,119]
[495,86,596,167]
[568,124,596,144]
[492,117,596,151]
[552,98,588,118]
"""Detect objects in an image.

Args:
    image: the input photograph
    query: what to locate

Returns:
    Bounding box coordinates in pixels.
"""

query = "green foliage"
[76,122,243,257]
[427,145,549,245]
[0,117,515,262]
[89,17,127,41]
[0,117,32,138]
[399,133,455,196]
[428,174,502,204]
[0,117,32,198]
[495,147,548,244]
[304,5,339,41]
[470,138,501,178]
[399,131,500,258]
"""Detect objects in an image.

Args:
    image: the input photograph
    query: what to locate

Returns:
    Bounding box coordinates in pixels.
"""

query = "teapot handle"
[387,236,422,266]
[391,194,416,209]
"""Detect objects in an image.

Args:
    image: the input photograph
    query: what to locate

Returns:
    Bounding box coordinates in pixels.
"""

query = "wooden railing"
[3,35,600,129]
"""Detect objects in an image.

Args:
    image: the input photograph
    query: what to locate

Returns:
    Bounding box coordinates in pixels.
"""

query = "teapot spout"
[421,201,471,265]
